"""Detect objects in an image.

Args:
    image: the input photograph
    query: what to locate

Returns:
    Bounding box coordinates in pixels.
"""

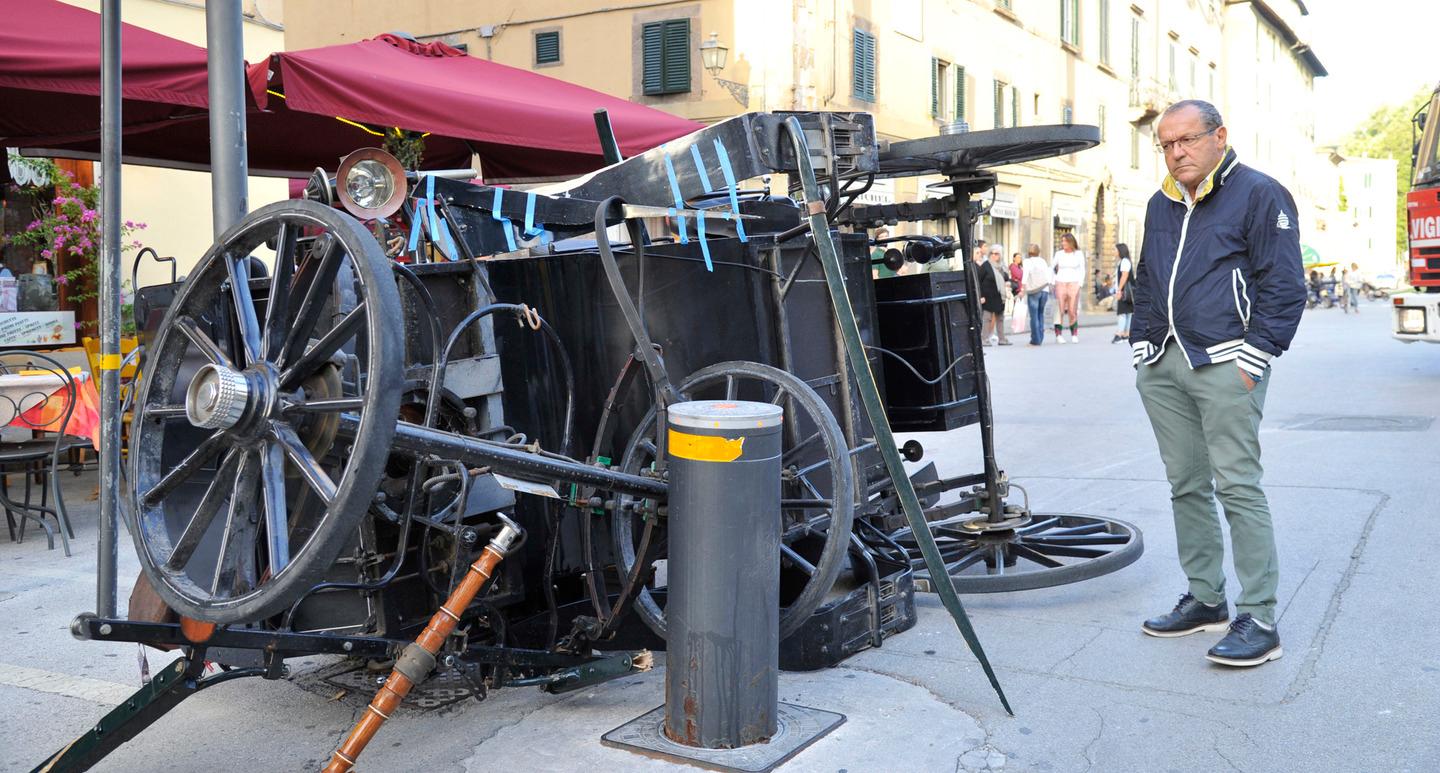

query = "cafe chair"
[0,349,88,555]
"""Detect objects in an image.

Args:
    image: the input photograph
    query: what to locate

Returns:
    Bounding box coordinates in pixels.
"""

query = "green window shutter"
[642,22,664,94]
[993,80,1004,128]
[661,19,690,94]
[1011,86,1020,127]
[931,58,940,118]
[535,31,560,65]
[642,20,689,95]
[853,29,875,102]
[954,65,966,122]
[1099,0,1110,64]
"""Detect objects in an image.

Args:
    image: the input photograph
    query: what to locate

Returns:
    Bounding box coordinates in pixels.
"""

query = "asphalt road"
[2,299,1436,772]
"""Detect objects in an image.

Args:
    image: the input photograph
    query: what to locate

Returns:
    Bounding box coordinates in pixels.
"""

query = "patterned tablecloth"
[0,369,102,448]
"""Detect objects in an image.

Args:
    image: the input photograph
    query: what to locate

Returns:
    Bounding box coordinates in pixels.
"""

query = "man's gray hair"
[1162,99,1224,130]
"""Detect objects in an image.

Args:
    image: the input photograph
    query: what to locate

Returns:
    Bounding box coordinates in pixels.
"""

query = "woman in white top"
[1050,233,1085,343]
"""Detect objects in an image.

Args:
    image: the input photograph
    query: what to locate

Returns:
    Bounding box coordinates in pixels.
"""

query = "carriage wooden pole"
[323,517,524,773]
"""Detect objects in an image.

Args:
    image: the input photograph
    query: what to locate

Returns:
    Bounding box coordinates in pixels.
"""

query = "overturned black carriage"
[44,112,1140,770]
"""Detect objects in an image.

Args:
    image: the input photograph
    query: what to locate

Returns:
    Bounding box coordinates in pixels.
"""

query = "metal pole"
[664,400,782,748]
[96,0,122,619]
[206,0,248,235]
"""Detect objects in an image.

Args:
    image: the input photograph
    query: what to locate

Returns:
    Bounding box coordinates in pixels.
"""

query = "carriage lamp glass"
[700,32,728,72]
[1399,307,1427,334]
[344,159,396,211]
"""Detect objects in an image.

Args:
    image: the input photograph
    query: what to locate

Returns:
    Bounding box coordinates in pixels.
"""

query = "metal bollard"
[663,400,783,749]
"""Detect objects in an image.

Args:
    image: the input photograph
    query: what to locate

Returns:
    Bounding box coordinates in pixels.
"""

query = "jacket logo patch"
[1276,211,1291,230]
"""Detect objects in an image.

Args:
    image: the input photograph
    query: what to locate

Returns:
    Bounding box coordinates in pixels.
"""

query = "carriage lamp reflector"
[1399,307,1427,334]
[346,160,394,209]
[336,148,408,220]
[185,363,249,430]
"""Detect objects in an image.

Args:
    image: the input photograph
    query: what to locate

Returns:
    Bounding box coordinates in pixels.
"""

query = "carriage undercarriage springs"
[40,111,1142,771]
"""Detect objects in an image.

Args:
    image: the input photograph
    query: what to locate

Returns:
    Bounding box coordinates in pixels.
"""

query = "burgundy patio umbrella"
[242,34,702,179]
[0,0,211,148]
[12,26,701,180]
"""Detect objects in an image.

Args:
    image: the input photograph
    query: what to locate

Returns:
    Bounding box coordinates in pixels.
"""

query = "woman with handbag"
[1112,243,1135,344]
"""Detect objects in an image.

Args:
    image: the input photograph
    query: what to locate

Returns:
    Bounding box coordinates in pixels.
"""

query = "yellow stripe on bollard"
[667,429,745,463]
[98,353,123,370]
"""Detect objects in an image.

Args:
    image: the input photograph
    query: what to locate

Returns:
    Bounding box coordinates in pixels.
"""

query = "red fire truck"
[1394,82,1440,342]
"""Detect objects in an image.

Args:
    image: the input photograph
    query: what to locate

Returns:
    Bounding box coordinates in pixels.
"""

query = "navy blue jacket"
[1130,148,1307,379]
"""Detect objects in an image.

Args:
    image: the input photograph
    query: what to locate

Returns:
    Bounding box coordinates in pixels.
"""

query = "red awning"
[6,15,700,181]
[0,0,211,147]
[246,34,702,179]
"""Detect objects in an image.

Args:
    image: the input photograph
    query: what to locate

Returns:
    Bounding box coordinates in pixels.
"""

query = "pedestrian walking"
[1021,244,1053,345]
[1009,252,1027,336]
[1131,100,1306,667]
[1112,243,1134,343]
[1051,233,1085,343]
[976,245,1011,346]
[1343,262,1364,313]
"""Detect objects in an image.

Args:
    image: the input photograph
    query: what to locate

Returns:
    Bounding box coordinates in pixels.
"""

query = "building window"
[994,80,1008,128]
[1061,0,1080,47]
[1130,17,1141,78]
[955,65,968,122]
[1099,0,1111,66]
[534,31,560,66]
[1130,126,1140,169]
[1189,56,1197,93]
[998,0,1012,8]
[1168,41,1177,91]
[853,28,877,102]
[932,58,950,118]
[641,19,690,95]
[1062,101,1074,125]
[1012,86,1021,127]
[1098,104,1106,142]
[1208,65,1215,99]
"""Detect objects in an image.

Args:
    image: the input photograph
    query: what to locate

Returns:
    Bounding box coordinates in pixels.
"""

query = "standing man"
[1021,244,1053,346]
[1130,100,1306,667]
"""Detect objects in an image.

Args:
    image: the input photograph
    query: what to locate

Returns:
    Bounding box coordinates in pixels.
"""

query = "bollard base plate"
[601,702,845,772]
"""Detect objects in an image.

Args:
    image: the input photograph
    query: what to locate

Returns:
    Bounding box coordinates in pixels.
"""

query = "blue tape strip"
[407,199,425,253]
[523,192,542,238]
[425,176,440,244]
[491,187,518,252]
[662,148,688,244]
[696,210,713,272]
[712,139,748,242]
[424,176,459,261]
[689,145,714,193]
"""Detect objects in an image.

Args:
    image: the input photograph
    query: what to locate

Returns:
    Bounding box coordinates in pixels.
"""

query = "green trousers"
[1136,346,1279,625]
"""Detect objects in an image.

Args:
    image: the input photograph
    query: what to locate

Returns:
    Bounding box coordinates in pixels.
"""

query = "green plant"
[383,127,426,170]
[1,159,145,332]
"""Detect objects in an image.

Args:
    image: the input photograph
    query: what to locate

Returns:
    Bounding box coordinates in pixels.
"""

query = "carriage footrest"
[779,556,916,671]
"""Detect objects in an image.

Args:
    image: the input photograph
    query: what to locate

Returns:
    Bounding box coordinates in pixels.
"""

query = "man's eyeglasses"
[1155,128,1218,155]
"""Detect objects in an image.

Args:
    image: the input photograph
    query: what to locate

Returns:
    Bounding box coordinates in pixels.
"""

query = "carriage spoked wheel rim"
[129,200,402,623]
[893,512,1143,593]
[611,361,855,639]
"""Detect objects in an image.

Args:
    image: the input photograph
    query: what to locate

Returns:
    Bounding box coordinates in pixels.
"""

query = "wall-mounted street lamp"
[699,32,748,107]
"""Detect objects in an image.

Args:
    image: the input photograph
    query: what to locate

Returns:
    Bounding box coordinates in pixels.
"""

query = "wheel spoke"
[780,544,816,576]
[724,375,738,400]
[148,404,187,419]
[141,431,228,506]
[780,431,822,464]
[164,449,241,571]
[262,222,298,362]
[1023,534,1129,546]
[945,545,986,573]
[175,315,233,370]
[280,235,344,369]
[1009,543,1064,568]
[211,450,260,597]
[284,396,366,413]
[1019,542,1108,559]
[271,423,336,504]
[260,441,290,575]
[1043,522,1109,537]
[225,251,263,366]
[1016,516,1062,535]
[279,300,367,389]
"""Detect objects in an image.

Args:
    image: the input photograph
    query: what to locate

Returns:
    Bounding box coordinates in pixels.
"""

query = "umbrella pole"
[206,0,248,234]
[96,0,122,619]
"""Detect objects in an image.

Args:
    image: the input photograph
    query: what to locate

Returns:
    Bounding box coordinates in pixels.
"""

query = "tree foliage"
[1342,85,1435,256]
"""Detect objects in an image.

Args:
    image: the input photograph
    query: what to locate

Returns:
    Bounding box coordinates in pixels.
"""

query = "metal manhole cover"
[294,660,481,712]
[1281,415,1434,432]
